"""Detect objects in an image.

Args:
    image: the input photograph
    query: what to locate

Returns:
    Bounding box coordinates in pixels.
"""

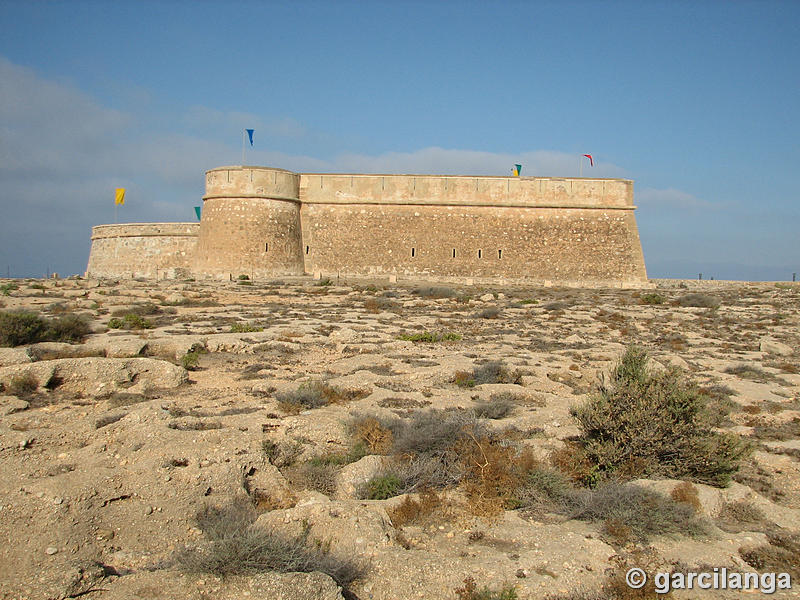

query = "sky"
[0,0,798,280]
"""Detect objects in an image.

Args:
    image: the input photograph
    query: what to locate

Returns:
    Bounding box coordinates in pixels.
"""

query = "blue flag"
[246,129,254,146]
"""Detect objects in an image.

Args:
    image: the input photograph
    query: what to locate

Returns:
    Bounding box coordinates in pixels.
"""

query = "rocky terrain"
[0,276,798,599]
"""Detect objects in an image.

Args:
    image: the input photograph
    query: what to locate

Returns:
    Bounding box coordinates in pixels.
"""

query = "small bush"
[1,282,19,296]
[717,499,767,532]
[108,313,154,330]
[363,473,403,499]
[640,293,665,305]
[276,381,366,414]
[398,331,461,342]
[678,293,720,308]
[739,530,800,579]
[352,417,394,453]
[176,499,363,588]
[0,311,49,346]
[181,350,202,370]
[569,346,751,487]
[473,399,514,420]
[315,277,333,287]
[47,314,90,343]
[230,322,264,333]
[472,361,522,385]
[670,482,701,513]
[111,303,161,317]
[568,483,709,542]
[454,577,517,600]
[287,462,339,496]
[387,489,441,527]
[6,372,38,396]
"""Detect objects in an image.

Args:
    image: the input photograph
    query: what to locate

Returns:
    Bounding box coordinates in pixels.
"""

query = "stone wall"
[86,166,649,286]
[86,223,199,279]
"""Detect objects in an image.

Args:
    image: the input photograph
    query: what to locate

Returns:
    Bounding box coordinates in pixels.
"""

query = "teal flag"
[194,206,201,221]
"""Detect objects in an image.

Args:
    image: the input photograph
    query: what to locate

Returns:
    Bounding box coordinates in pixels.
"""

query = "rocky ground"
[0,276,798,599]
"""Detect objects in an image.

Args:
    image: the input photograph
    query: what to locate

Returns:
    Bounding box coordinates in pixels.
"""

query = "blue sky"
[1,0,798,280]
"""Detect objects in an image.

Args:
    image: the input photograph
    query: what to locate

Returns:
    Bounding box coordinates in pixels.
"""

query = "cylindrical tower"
[193,166,304,279]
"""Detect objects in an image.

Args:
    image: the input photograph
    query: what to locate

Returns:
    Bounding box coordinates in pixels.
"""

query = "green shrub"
[398,331,461,342]
[1,282,19,296]
[275,380,367,413]
[0,311,49,346]
[237,274,250,281]
[181,350,202,371]
[640,293,665,305]
[108,313,154,330]
[363,473,403,499]
[176,499,363,588]
[47,314,90,343]
[569,346,751,487]
[316,277,333,286]
[230,322,264,333]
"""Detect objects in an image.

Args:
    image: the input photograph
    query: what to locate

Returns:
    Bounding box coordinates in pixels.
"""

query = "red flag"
[583,154,594,167]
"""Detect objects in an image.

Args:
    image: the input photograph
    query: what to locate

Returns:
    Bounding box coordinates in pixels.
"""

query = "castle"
[86,165,648,286]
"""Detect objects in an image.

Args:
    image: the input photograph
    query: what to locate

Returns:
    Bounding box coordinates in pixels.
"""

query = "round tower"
[193,166,303,279]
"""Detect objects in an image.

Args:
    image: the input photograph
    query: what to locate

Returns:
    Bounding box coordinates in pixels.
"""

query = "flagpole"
[579,156,583,178]
[242,129,246,166]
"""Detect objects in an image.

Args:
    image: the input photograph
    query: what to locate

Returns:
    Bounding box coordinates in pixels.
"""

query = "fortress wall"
[301,203,647,285]
[193,167,304,279]
[86,223,199,279]
[299,174,633,209]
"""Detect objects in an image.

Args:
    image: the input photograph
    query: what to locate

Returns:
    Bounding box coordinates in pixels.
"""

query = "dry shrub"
[5,372,38,397]
[456,435,539,515]
[739,530,800,578]
[175,498,363,589]
[670,482,701,513]
[473,399,514,420]
[749,417,800,441]
[601,547,675,599]
[387,489,441,528]
[285,462,339,496]
[275,381,341,413]
[550,442,600,487]
[716,499,767,532]
[353,417,393,453]
[453,370,476,388]
[677,293,720,308]
[454,577,518,600]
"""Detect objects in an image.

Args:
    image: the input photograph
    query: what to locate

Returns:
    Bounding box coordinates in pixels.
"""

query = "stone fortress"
[86,165,648,286]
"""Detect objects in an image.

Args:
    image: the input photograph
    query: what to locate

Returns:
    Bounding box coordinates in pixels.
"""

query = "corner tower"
[193,166,303,279]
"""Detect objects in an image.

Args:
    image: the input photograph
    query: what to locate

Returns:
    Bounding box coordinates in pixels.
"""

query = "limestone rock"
[0,347,32,367]
[759,337,794,356]
[334,455,386,499]
[0,357,187,397]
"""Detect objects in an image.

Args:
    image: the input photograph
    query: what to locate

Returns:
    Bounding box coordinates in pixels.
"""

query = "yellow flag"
[115,188,126,206]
